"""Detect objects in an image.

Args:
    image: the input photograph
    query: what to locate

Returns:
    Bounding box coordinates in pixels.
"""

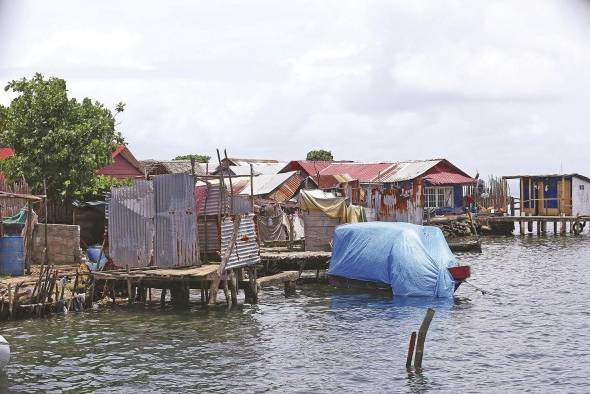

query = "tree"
[0,73,124,200]
[306,149,333,161]
[173,154,210,163]
[78,175,132,201]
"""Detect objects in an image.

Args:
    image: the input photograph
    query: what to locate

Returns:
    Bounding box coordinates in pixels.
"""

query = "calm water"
[1,235,590,393]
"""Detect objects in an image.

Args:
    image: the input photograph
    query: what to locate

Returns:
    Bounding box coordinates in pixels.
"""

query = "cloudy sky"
[1,0,590,177]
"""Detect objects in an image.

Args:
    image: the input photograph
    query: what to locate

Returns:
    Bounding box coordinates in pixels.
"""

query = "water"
[1,235,590,393]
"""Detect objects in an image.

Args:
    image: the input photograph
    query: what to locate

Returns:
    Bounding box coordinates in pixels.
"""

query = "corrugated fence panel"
[232,195,252,215]
[108,180,155,268]
[197,184,225,216]
[198,217,220,253]
[154,174,199,267]
[221,213,260,269]
[302,211,342,251]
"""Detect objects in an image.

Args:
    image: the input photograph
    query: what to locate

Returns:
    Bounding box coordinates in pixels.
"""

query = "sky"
[1,0,590,178]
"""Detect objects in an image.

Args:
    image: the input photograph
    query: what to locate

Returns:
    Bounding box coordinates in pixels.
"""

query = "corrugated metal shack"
[109,174,200,268]
[296,159,476,250]
[196,179,253,258]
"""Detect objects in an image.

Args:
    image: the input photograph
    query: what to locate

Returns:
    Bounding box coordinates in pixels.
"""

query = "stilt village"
[0,140,588,321]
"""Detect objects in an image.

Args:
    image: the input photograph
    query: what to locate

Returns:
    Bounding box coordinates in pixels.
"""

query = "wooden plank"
[256,271,299,289]
[209,216,241,305]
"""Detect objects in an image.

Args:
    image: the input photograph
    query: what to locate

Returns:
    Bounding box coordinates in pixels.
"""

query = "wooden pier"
[484,215,590,235]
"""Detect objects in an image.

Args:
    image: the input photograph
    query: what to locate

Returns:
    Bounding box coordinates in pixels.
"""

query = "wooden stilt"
[414,308,435,369]
[126,266,132,305]
[229,271,238,306]
[208,280,219,305]
[406,331,417,369]
[246,266,258,304]
[7,285,13,320]
[87,278,95,308]
[553,220,557,234]
[222,279,231,307]
[519,219,525,235]
[110,281,116,306]
[160,288,167,308]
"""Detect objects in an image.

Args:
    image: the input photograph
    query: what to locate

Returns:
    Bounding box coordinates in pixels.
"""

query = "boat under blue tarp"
[327,222,458,298]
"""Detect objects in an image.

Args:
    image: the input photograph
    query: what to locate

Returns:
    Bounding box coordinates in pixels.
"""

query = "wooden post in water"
[222,279,231,307]
[406,331,417,369]
[160,288,167,308]
[126,265,134,306]
[229,270,238,306]
[246,266,258,304]
[414,308,435,369]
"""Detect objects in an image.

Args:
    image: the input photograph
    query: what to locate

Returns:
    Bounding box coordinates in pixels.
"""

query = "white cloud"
[1,0,590,177]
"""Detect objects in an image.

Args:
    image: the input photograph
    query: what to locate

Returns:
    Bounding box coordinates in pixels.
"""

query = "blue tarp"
[328,222,457,298]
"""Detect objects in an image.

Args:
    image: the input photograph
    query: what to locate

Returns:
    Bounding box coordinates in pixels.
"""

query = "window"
[580,185,585,191]
[424,187,454,208]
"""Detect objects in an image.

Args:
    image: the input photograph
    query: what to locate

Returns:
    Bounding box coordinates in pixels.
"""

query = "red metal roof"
[319,163,395,183]
[112,144,126,158]
[0,148,15,160]
[424,171,476,185]
[280,160,334,177]
[423,162,476,185]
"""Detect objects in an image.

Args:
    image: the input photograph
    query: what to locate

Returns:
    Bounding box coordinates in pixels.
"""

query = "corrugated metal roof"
[280,161,334,176]
[503,173,590,183]
[226,158,279,165]
[142,160,206,176]
[424,171,476,185]
[229,163,286,175]
[319,163,395,182]
[268,173,305,202]
[237,172,298,196]
[380,160,442,182]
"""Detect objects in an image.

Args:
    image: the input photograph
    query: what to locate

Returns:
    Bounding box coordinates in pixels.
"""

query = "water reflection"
[1,235,590,392]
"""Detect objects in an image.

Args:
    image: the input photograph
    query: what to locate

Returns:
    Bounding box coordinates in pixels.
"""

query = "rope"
[463,279,492,296]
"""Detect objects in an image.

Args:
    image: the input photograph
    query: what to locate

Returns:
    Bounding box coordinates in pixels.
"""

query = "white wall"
[572,177,590,215]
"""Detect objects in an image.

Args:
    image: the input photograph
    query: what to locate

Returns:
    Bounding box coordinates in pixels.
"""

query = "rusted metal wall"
[367,179,424,224]
[302,211,343,251]
[108,180,155,268]
[221,213,260,269]
[198,217,220,253]
[154,174,199,267]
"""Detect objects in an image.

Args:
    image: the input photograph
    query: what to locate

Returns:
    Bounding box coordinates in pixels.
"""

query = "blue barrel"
[0,236,24,276]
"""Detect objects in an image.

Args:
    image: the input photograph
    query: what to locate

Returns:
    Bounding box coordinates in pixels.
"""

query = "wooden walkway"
[483,215,590,235]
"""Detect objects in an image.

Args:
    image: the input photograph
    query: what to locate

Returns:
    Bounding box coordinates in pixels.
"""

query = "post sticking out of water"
[406,331,417,369]
[413,308,435,369]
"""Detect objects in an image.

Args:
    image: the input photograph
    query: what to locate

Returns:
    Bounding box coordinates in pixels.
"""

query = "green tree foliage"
[77,175,132,201]
[173,154,210,163]
[0,73,124,200]
[306,149,333,161]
